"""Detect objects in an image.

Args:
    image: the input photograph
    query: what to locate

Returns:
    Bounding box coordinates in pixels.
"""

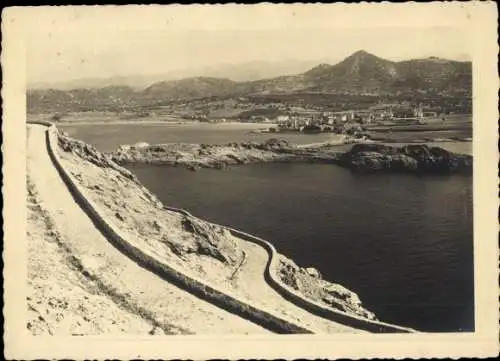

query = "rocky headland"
[338,143,473,174]
[108,138,472,174]
[109,138,300,170]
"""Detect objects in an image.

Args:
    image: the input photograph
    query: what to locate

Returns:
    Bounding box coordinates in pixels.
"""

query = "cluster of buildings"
[190,113,228,123]
[275,104,437,130]
[183,102,440,127]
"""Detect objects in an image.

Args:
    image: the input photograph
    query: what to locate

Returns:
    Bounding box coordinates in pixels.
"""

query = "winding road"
[27,122,366,334]
[233,240,362,333]
[27,123,269,334]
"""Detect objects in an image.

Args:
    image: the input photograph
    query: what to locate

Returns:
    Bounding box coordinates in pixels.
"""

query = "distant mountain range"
[27,50,472,113]
[28,59,323,90]
[246,50,471,95]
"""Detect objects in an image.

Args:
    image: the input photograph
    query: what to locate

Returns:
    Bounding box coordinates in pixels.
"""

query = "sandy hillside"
[27,177,157,335]
[27,123,270,335]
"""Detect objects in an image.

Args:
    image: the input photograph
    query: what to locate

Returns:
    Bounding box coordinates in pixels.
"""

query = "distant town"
[190,102,441,126]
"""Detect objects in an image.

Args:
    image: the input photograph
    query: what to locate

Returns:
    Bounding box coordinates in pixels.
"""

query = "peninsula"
[107,137,473,174]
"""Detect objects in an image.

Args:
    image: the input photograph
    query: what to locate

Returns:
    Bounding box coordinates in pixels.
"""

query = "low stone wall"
[235,230,416,333]
[164,206,417,333]
[32,122,314,334]
[28,120,54,127]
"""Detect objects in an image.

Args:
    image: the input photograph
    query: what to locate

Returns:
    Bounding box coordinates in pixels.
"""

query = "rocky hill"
[28,86,140,113]
[27,50,472,113]
[301,50,399,93]
[297,50,472,95]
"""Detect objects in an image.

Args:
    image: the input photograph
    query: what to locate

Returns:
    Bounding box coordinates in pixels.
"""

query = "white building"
[276,115,290,124]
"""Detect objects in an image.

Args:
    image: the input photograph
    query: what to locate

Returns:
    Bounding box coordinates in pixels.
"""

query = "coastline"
[30,117,279,128]
[106,137,473,174]
[48,116,472,156]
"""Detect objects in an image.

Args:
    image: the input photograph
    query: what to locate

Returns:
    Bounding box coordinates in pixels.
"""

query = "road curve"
[165,207,414,334]
[27,123,271,335]
[233,239,363,333]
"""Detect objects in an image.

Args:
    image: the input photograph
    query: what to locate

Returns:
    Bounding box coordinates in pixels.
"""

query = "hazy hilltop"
[27,51,472,113]
[142,77,242,100]
[28,59,321,90]
[302,50,400,92]
[30,75,160,91]
[251,50,471,95]
[190,59,322,82]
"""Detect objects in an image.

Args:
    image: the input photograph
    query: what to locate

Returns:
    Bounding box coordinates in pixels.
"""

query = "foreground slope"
[28,122,397,334]
[27,176,157,335]
[27,123,270,335]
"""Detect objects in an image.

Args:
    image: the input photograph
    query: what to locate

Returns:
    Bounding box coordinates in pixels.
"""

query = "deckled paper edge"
[2,3,499,359]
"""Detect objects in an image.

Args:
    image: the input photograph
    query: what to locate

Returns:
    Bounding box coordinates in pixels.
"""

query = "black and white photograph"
[3,3,498,360]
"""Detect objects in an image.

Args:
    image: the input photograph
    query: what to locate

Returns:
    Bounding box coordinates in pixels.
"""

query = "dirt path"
[27,124,269,335]
[230,239,364,334]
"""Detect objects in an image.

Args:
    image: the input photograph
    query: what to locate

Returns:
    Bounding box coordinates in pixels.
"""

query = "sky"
[23,5,473,84]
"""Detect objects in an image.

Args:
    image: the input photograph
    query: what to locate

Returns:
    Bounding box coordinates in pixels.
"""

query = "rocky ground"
[54,130,377,331]
[27,177,158,335]
[57,132,245,284]
[108,138,472,174]
[277,255,377,320]
[109,138,301,170]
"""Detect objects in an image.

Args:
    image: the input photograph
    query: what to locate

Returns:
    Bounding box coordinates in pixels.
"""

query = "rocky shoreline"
[109,138,303,171]
[338,143,473,174]
[107,138,472,174]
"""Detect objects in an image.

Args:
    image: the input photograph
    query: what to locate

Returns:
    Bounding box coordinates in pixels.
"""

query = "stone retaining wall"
[32,122,314,334]
[164,206,416,334]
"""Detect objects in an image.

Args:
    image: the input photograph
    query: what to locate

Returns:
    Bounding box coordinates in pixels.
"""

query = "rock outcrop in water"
[338,143,472,174]
[109,138,301,170]
[109,138,472,175]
